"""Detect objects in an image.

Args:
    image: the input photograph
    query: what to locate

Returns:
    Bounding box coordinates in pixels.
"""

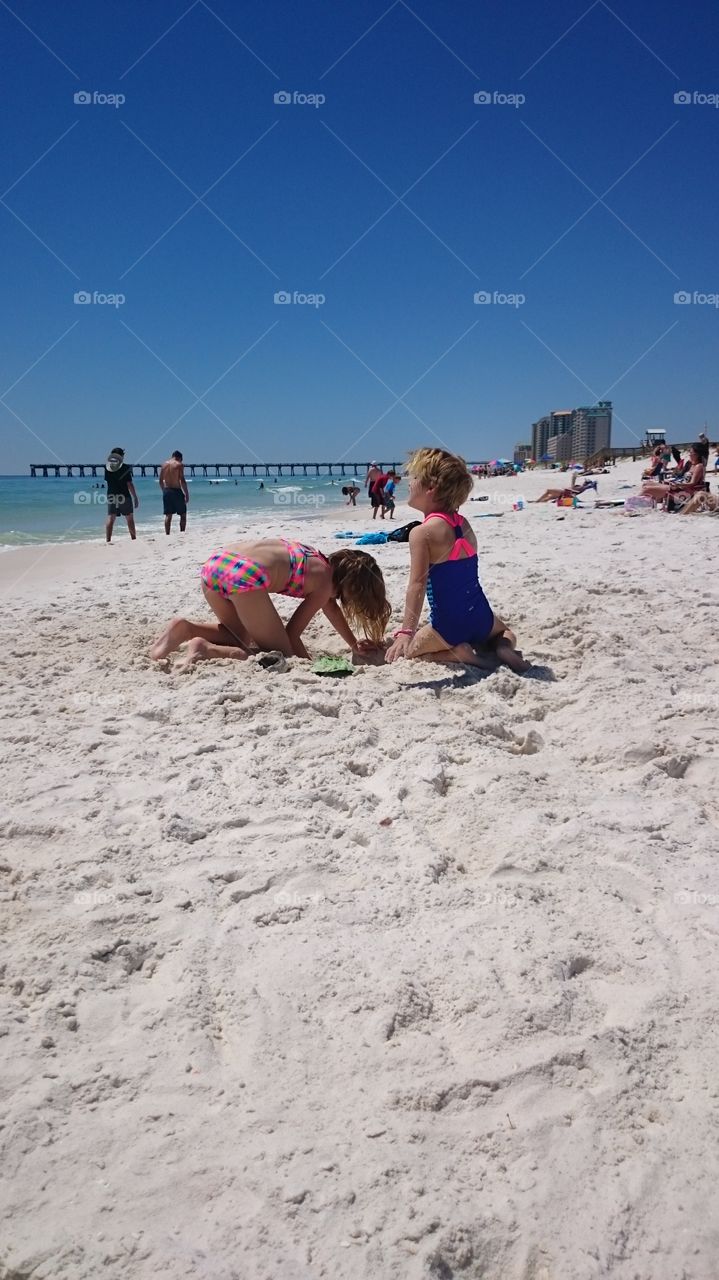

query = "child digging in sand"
[385,447,530,672]
[151,538,391,668]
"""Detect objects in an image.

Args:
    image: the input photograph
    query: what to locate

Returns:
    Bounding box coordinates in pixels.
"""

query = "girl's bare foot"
[452,642,496,669]
[495,638,531,673]
[150,617,192,659]
[175,637,250,672]
[174,637,207,672]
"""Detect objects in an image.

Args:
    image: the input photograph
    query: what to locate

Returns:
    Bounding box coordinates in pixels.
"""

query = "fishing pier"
[30,461,400,479]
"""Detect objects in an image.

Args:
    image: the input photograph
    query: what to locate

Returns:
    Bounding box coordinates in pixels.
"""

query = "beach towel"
[356,531,388,545]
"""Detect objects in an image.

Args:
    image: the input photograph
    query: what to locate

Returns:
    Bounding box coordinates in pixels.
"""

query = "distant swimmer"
[258,481,265,490]
[159,450,189,534]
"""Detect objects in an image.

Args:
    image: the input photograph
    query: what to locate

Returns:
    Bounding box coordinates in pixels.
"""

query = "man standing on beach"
[365,461,386,517]
[365,461,380,504]
[159,450,190,534]
[104,447,138,543]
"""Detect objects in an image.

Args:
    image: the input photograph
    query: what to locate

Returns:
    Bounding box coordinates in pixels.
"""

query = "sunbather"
[641,444,706,507]
[642,446,665,480]
[532,477,597,503]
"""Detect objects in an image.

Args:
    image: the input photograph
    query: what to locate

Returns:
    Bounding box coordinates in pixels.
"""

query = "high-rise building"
[531,401,612,461]
[513,443,532,464]
[571,402,612,459]
[531,415,551,460]
[546,431,573,462]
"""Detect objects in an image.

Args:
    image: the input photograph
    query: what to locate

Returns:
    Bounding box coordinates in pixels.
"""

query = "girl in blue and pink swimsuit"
[385,448,530,673]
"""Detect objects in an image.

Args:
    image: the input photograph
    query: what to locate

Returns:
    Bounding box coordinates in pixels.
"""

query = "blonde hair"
[406,447,473,511]
[328,549,392,645]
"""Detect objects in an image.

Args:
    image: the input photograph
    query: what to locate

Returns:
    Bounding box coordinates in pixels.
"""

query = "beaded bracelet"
[392,627,415,638]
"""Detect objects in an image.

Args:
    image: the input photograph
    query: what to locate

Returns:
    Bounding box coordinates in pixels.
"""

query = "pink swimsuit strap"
[423,511,475,561]
[279,539,329,597]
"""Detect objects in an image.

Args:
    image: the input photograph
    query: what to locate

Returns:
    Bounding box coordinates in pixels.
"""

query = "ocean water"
[0,473,368,548]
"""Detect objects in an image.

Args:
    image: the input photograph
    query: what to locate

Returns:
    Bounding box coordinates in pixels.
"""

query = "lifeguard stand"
[644,429,666,448]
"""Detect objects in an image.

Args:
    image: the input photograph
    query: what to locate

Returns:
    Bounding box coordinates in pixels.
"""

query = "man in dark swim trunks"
[365,462,381,509]
[159,450,190,534]
[104,447,138,543]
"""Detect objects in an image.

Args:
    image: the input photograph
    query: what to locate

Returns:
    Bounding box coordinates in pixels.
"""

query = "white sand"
[2,461,719,1279]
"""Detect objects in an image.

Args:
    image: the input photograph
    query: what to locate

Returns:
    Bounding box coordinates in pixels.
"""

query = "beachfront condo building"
[531,402,612,461]
[513,443,533,464]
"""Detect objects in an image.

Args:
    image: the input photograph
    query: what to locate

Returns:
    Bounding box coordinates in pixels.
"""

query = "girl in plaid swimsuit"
[150,537,391,667]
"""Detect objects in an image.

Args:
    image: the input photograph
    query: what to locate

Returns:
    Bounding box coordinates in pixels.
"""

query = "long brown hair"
[328,549,392,644]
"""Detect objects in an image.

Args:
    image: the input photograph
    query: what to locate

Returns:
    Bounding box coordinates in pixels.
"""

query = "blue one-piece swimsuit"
[424,512,494,646]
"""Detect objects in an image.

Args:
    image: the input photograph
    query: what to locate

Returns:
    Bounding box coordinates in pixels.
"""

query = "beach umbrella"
[571,463,584,471]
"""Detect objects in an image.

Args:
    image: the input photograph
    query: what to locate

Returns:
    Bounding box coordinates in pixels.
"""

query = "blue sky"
[1,0,718,472]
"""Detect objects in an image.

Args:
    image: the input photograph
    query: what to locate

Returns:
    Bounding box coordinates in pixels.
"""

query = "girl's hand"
[355,638,385,654]
[385,633,412,663]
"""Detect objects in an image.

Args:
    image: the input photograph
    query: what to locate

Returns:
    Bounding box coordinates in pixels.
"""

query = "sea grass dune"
[2,461,719,1279]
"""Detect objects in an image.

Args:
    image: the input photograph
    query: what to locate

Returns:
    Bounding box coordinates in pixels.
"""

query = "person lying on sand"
[532,477,597,503]
[151,540,390,669]
[384,447,530,673]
